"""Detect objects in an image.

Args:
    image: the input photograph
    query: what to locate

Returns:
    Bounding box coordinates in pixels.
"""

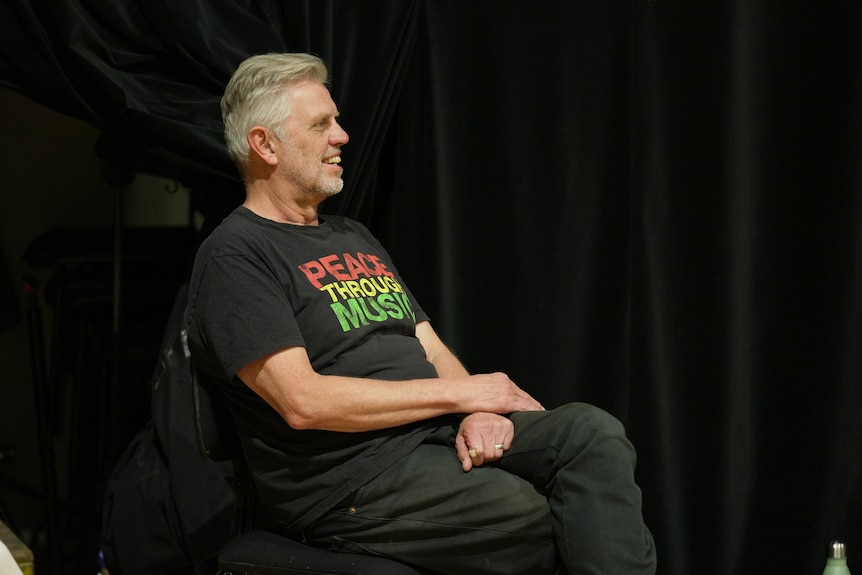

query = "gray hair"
[221,53,329,169]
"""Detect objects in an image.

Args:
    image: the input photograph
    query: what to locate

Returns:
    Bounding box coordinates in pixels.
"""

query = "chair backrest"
[191,364,241,463]
[191,361,259,534]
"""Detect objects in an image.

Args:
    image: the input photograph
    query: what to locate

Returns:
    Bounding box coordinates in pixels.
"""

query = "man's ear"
[247,126,279,166]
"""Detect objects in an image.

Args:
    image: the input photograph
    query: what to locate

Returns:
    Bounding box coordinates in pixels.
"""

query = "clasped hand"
[455,412,514,472]
[454,372,544,471]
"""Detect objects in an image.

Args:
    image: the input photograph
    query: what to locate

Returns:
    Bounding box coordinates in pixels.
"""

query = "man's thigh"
[304,443,558,575]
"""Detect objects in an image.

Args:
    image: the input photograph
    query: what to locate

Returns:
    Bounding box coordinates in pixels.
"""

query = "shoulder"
[322,214,368,233]
[198,207,273,256]
[321,215,380,244]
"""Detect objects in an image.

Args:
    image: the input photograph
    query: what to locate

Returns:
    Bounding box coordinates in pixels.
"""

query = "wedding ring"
[494,444,505,450]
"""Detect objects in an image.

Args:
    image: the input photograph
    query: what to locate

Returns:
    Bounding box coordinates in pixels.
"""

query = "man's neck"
[243,181,322,226]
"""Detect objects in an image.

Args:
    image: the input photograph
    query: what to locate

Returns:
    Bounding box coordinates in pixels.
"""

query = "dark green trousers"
[304,403,657,575]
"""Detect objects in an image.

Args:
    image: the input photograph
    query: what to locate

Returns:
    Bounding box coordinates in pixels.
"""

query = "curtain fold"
[0,0,421,212]
[395,1,639,418]
[633,1,862,572]
[1,1,861,573]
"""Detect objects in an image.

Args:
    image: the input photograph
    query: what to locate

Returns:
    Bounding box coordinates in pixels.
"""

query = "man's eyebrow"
[311,111,339,124]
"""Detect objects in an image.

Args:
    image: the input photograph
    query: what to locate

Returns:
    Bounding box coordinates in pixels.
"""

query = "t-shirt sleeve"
[188,252,306,381]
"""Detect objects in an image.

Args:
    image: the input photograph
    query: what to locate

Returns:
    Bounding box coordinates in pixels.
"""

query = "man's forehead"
[290,82,339,115]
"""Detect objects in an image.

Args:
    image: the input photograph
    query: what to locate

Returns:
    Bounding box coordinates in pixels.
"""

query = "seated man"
[186,52,656,575]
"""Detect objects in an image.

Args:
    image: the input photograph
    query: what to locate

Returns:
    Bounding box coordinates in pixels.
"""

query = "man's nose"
[331,121,349,145]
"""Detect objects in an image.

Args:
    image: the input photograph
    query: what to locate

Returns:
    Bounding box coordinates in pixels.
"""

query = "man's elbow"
[281,407,317,430]
[280,400,338,430]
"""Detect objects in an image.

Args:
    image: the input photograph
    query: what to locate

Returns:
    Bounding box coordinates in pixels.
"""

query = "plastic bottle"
[823,541,851,575]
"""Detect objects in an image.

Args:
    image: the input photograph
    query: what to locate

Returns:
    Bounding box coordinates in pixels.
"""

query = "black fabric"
[3,2,861,574]
[101,422,191,575]
[0,239,21,330]
[219,530,432,575]
[187,209,433,382]
[192,367,241,464]
[101,285,235,575]
[186,208,440,536]
[192,366,437,575]
[0,0,422,219]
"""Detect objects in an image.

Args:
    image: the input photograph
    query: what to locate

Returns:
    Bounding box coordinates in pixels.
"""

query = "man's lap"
[304,441,558,575]
[302,403,644,575]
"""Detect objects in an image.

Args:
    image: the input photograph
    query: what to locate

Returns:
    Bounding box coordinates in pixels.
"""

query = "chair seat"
[217,530,432,575]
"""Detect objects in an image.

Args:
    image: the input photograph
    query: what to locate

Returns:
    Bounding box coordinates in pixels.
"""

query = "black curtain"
[631,3,862,573]
[2,1,861,574]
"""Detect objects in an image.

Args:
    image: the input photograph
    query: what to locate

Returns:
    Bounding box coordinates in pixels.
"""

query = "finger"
[483,440,505,461]
[462,445,481,472]
[455,434,473,471]
[488,431,513,459]
[527,396,545,412]
[455,433,468,459]
[461,454,473,472]
[469,445,485,467]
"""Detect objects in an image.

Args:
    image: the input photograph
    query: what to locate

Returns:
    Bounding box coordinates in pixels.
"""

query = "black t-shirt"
[186,207,444,535]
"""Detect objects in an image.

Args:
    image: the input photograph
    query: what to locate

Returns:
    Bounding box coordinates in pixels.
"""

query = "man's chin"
[316,179,344,197]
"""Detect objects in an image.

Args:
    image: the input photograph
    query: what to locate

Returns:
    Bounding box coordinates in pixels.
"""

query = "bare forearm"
[243,359,539,432]
[274,373,470,432]
[238,327,543,433]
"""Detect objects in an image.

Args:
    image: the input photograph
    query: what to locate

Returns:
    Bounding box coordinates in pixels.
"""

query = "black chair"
[191,365,433,575]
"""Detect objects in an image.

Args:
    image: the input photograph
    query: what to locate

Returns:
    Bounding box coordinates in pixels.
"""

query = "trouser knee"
[557,402,627,440]
[506,403,636,485]
[560,402,634,461]
[516,402,629,448]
